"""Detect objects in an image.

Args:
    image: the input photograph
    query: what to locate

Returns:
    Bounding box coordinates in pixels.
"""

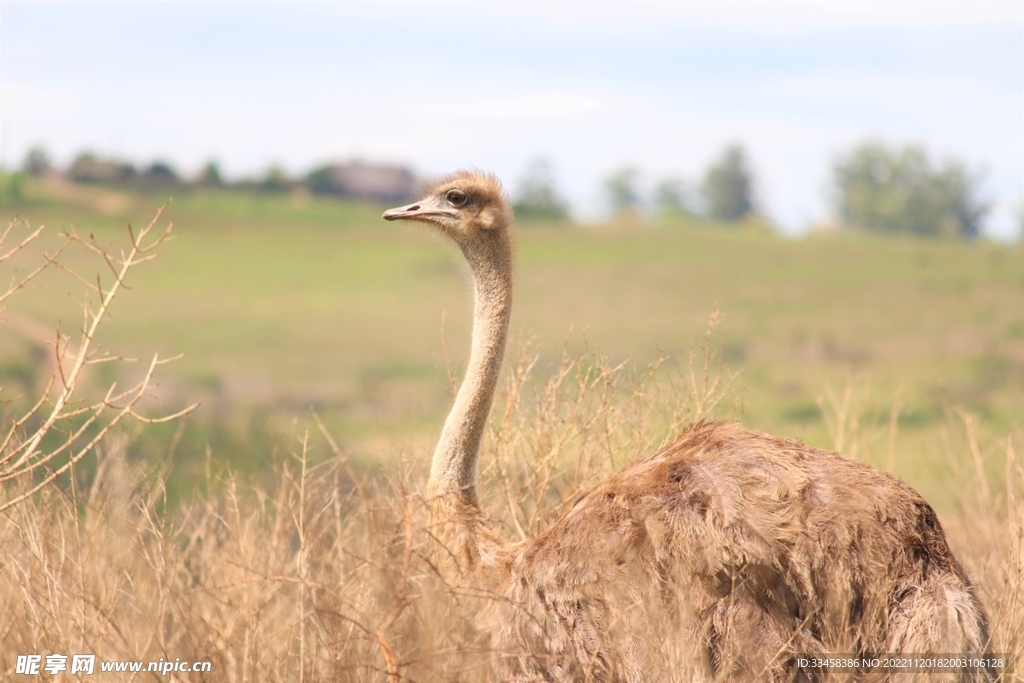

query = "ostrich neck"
[428,244,512,508]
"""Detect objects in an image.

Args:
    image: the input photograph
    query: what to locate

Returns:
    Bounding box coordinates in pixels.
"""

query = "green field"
[2,177,1022,505]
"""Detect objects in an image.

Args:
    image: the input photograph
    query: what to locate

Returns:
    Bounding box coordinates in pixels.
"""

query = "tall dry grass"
[1,214,1020,681]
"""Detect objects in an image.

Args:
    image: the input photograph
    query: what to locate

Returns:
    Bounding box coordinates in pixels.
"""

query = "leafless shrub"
[0,206,195,512]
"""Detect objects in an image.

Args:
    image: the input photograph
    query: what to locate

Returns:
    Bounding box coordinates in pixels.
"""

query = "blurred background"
[0,1,1022,503]
[2,1,1022,235]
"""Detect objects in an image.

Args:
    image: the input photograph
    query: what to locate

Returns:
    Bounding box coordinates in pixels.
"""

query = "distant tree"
[22,146,52,176]
[701,145,754,221]
[198,161,223,187]
[68,153,99,181]
[122,163,139,182]
[143,161,179,186]
[832,141,988,238]
[0,171,25,202]
[512,157,568,220]
[603,165,642,215]
[304,165,336,194]
[653,176,692,216]
[260,165,291,192]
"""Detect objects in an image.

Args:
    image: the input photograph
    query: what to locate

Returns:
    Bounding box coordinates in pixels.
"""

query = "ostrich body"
[382,172,991,682]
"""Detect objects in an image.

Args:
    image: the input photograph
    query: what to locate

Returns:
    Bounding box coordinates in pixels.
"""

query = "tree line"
[12,151,418,204]
[19,148,313,193]
[515,142,994,238]
[7,142,1000,239]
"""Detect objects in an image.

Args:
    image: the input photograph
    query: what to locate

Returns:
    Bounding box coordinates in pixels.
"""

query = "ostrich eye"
[446,189,468,207]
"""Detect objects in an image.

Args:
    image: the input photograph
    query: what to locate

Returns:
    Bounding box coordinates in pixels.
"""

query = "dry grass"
[1,352,1021,681]
[1,213,1021,682]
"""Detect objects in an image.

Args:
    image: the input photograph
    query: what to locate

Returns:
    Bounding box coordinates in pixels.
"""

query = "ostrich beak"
[382,197,457,222]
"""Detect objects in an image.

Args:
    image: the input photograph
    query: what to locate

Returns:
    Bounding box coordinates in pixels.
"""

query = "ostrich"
[381,171,992,682]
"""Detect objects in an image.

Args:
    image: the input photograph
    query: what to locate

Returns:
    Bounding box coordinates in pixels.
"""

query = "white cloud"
[464,1,1022,37]
[415,93,600,120]
[1,82,82,115]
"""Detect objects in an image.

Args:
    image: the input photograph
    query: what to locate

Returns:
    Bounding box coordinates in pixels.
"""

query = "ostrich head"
[382,171,513,254]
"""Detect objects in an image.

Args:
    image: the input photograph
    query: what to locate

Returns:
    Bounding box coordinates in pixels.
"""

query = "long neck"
[428,242,512,504]
[425,238,512,582]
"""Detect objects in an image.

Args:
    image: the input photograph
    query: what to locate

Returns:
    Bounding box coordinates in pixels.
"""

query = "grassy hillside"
[1,176,1022,503]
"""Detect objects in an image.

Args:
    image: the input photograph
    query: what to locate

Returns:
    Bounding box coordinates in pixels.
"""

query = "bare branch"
[0,227,71,306]
[1,202,189,511]
[130,403,199,424]
[0,219,44,262]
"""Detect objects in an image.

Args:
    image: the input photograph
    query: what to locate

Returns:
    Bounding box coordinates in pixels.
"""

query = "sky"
[1,1,1022,237]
